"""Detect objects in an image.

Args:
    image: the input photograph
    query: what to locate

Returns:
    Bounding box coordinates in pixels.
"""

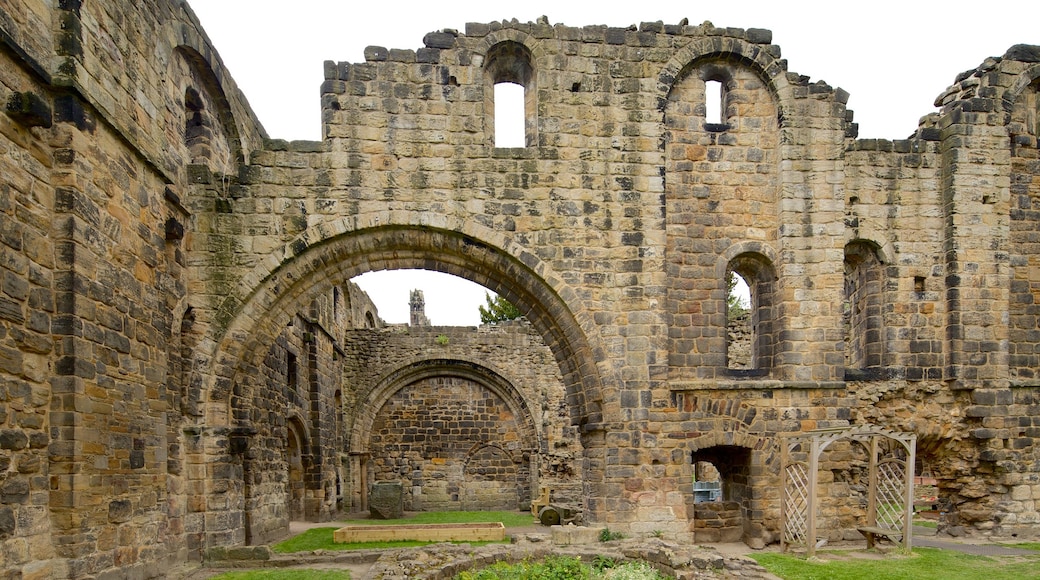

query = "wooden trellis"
[780,426,916,557]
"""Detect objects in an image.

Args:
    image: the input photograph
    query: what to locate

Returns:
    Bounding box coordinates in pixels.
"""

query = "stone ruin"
[0,0,1039,577]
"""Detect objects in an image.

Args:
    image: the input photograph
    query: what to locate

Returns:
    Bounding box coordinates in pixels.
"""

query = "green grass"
[1006,542,1040,551]
[345,510,534,528]
[273,510,533,553]
[207,571,351,580]
[750,547,1040,580]
[272,527,511,552]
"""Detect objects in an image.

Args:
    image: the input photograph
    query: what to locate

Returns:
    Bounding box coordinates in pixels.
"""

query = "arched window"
[484,41,535,148]
[725,254,776,374]
[844,242,885,374]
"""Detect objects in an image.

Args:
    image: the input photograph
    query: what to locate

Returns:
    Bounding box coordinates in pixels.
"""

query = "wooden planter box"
[333,522,505,543]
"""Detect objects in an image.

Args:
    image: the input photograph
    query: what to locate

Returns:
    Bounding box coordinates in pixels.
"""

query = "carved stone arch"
[686,422,772,543]
[716,241,780,279]
[658,37,790,119]
[159,19,265,166]
[844,240,887,373]
[357,361,537,511]
[172,45,243,170]
[349,357,540,457]
[687,420,773,454]
[195,217,606,430]
[477,30,542,147]
[285,414,311,521]
[718,244,780,373]
[1000,61,1040,122]
[474,29,546,62]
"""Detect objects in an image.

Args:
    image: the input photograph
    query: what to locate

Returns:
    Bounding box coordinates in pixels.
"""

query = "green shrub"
[599,528,625,542]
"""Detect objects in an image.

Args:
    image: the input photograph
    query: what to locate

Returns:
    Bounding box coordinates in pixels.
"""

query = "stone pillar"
[938,105,1011,388]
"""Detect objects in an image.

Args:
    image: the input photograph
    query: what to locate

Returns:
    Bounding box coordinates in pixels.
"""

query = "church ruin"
[0,0,1039,577]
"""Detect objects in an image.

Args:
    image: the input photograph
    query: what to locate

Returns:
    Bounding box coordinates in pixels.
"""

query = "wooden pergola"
[780,426,916,557]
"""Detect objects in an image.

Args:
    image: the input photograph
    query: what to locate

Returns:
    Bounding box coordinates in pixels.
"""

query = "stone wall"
[340,321,583,512]
[1,1,1040,576]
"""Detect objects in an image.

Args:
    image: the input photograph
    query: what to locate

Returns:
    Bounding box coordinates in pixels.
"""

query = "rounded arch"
[348,357,541,457]
[716,241,780,279]
[159,18,266,160]
[479,32,541,148]
[842,230,895,266]
[657,37,791,118]
[1000,61,1040,119]
[687,420,773,455]
[844,238,887,266]
[195,219,605,430]
[474,29,546,62]
[285,416,310,521]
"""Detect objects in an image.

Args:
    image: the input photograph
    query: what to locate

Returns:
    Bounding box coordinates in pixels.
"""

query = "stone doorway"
[689,446,753,542]
[287,421,306,521]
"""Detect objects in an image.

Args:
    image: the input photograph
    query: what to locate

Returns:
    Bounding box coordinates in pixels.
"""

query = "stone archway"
[286,420,306,521]
[189,224,604,542]
[201,224,606,429]
[355,359,541,512]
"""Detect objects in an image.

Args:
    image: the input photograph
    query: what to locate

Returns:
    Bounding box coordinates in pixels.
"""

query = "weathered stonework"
[0,0,1039,577]
[340,321,581,514]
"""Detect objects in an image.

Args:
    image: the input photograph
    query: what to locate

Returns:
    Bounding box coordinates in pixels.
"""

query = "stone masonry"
[0,0,1039,577]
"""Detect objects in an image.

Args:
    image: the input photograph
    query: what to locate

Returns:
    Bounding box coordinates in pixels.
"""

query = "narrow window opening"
[705,80,723,125]
[726,271,752,370]
[914,276,926,294]
[494,81,525,148]
[287,351,298,391]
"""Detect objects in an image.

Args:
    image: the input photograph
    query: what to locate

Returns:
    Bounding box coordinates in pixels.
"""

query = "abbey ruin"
[1,0,1039,577]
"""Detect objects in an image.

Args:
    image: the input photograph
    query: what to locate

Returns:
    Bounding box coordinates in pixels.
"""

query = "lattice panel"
[876,458,907,530]
[783,462,809,544]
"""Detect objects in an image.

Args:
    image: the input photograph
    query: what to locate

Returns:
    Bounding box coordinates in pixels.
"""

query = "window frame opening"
[492,81,526,148]
[705,79,724,125]
[724,254,776,376]
[484,41,536,148]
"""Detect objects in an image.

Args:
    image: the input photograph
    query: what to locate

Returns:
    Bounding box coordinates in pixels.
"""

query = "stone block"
[369,482,403,519]
[551,525,604,545]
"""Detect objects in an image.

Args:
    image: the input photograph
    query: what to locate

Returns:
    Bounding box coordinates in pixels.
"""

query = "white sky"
[188,0,1037,325]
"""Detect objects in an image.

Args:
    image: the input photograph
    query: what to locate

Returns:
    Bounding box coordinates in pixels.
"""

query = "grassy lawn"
[207,571,351,580]
[343,510,534,528]
[750,547,1040,580]
[273,510,533,553]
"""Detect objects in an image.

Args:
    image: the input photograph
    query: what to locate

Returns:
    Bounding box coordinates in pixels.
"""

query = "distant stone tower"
[409,289,431,327]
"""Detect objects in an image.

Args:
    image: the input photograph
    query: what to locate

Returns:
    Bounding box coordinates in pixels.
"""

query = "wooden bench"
[857,526,903,549]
